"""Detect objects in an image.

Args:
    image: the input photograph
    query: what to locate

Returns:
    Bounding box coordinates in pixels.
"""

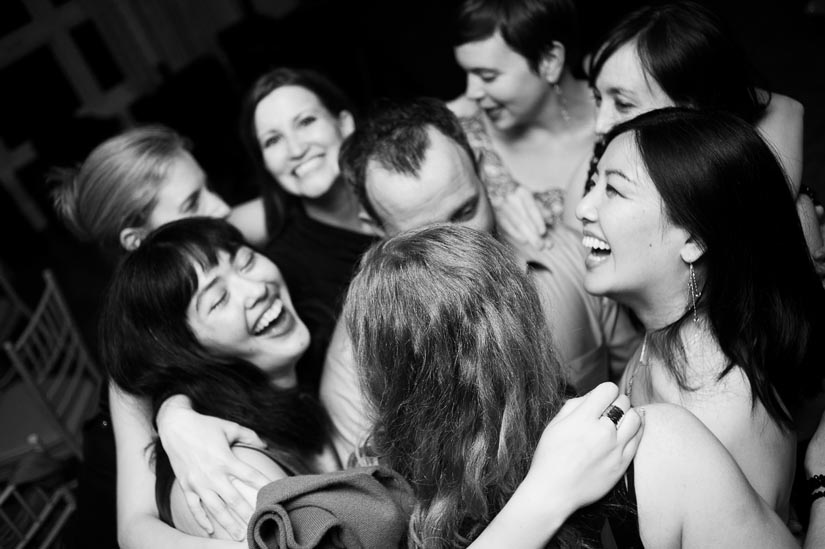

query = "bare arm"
[758,92,803,194]
[469,384,643,548]
[804,409,825,548]
[228,198,267,247]
[109,385,244,549]
[319,319,373,465]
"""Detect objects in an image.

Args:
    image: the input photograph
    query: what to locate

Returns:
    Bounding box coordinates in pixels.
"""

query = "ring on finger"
[602,404,624,428]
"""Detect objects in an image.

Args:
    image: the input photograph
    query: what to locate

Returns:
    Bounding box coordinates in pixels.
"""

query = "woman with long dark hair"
[101,218,335,545]
[587,0,822,254]
[577,107,825,517]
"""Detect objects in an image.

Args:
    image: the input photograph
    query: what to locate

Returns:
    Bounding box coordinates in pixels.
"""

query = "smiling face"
[144,151,230,229]
[254,85,354,199]
[186,246,309,382]
[575,133,690,314]
[592,42,676,136]
[364,127,495,237]
[454,31,552,131]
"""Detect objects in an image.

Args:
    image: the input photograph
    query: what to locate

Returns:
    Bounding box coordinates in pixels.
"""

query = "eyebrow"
[257,108,318,141]
[604,168,636,185]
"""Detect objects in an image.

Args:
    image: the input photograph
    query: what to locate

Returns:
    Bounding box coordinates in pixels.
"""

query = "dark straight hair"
[100,217,328,461]
[604,107,825,429]
[239,67,358,236]
[588,1,767,123]
[454,0,582,77]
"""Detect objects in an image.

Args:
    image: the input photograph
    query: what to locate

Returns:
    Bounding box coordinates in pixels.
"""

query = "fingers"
[184,490,213,535]
[616,407,643,446]
[497,191,547,249]
[512,188,547,240]
[620,410,644,464]
[226,460,272,492]
[578,382,621,417]
[231,425,266,449]
[199,487,247,541]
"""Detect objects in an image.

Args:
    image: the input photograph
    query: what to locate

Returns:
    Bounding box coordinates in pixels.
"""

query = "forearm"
[797,194,823,254]
[468,474,570,548]
[119,515,242,549]
[805,498,825,548]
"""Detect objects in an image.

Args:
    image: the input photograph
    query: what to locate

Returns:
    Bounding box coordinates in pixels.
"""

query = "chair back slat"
[2,271,101,461]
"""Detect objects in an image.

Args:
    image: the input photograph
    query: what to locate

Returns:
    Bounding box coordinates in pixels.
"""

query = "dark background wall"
[1,0,823,349]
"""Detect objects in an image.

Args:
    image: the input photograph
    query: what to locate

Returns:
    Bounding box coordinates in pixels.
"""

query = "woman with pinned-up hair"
[51,125,235,252]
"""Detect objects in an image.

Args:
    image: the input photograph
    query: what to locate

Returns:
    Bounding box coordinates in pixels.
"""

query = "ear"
[538,41,566,84]
[338,110,355,138]
[120,226,147,251]
[679,237,705,264]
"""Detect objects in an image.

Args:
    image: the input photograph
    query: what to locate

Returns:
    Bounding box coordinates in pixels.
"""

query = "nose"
[465,74,485,101]
[594,104,616,136]
[237,274,267,310]
[575,187,598,225]
[285,133,308,159]
[204,190,231,218]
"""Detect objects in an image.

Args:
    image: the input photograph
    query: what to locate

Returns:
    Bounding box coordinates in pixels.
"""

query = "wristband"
[807,474,825,495]
[812,491,825,505]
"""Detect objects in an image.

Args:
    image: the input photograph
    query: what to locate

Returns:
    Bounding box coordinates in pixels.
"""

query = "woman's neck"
[267,363,298,389]
[531,71,594,135]
[301,177,368,234]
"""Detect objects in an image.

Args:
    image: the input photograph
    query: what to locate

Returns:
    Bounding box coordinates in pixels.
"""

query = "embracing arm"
[109,385,243,549]
[756,93,822,253]
[469,383,643,548]
[758,92,803,194]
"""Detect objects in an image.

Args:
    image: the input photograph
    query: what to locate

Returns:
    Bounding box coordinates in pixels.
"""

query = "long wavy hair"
[345,224,589,548]
[100,217,328,466]
[239,67,357,236]
[605,108,825,430]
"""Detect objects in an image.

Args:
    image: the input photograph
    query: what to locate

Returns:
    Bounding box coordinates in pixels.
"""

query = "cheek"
[263,147,288,177]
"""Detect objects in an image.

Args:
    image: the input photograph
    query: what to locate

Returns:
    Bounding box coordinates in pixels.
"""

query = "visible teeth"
[254,299,283,335]
[293,156,322,177]
[582,235,611,251]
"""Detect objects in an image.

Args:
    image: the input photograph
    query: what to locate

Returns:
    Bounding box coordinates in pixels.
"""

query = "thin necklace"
[626,332,648,398]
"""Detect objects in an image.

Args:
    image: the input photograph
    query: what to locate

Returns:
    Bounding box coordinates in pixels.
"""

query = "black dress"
[263,202,378,393]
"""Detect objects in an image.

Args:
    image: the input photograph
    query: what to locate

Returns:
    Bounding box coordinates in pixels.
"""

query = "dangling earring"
[689,262,699,323]
[554,83,571,125]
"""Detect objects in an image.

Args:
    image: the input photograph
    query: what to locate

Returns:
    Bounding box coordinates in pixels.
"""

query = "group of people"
[49,0,825,547]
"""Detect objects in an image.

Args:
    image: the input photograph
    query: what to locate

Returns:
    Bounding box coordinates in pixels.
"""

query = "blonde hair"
[51,125,189,249]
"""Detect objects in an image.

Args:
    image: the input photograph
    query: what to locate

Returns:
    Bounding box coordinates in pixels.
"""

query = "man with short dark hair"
[321,98,639,463]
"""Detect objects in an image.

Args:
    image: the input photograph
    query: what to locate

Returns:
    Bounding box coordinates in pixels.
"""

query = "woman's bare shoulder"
[446,95,479,118]
[634,404,795,548]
